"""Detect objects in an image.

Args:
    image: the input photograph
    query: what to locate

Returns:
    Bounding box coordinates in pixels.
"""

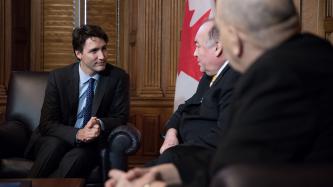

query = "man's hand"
[105,168,152,187]
[106,168,166,187]
[105,169,130,187]
[76,117,101,143]
[159,128,179,154]
[105,164,180,187]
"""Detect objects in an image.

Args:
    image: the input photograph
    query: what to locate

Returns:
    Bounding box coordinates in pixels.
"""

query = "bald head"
[194,19,226,76]
[214,0,301,73]
[196,19,219,48]
[216,0,300,48]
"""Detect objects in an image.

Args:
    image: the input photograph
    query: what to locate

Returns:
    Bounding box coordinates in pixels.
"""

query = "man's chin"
[95,64,106,72]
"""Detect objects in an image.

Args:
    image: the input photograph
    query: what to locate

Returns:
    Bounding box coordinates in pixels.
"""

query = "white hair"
[218,0,300,47]
[198,19,220,48]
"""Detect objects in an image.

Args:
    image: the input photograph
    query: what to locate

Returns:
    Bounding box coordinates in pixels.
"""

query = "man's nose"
[98,50,106,60]
[193,47,198,57]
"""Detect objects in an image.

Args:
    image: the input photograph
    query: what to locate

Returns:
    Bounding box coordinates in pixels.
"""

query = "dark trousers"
[28,136,98,178]
[147,144,215,185]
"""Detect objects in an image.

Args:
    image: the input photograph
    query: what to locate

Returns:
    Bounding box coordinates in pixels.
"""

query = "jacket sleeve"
[38,71,79,146]
[164,103,186,131]
[164,74,210,134]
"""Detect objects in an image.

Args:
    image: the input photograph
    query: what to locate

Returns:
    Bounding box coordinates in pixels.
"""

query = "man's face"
[75,37,107,75]
[193,28,220,76]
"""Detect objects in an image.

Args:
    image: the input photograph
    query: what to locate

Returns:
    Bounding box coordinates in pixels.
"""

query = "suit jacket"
[25,62,129,156]
[210,33,333,177]
[165,65,240,148]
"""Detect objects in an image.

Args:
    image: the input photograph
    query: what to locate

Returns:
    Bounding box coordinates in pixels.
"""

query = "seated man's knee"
[155,146,181,164]
[65,147,97,164]
[57,147,98,177]
[35,136,69,155]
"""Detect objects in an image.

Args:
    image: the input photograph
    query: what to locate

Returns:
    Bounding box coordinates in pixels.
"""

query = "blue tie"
[81,78,95,128]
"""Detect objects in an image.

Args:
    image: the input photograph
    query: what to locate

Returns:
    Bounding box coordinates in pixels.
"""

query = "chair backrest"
[5,71,49,131]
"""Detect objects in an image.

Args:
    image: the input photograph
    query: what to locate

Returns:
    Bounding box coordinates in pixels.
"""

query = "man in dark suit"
[211,0,333,174]
[26,24,129,178]
[105,0,333,186]
[146,20,239,182]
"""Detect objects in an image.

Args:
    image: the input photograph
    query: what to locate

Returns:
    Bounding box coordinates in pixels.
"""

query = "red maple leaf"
[178,0,211,81]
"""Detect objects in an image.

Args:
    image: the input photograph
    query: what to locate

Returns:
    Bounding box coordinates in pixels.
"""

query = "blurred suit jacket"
[211,33,333,177]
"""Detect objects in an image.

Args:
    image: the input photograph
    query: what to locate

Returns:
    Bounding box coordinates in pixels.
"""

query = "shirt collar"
[78,62,100,85]
[215,60,229,78]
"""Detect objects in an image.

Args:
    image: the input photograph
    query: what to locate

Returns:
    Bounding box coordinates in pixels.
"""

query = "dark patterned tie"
[81,78,95,128]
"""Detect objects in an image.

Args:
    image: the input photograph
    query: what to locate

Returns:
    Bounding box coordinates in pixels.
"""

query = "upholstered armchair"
[0,71,140,186]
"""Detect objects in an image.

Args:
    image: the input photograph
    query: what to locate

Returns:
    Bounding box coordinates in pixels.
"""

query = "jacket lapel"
[211,64,230,87]
[92,75,107,116]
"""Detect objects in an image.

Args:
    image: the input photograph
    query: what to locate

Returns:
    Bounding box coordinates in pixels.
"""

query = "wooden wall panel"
[0,0,3,78]
[11,0,30,71]
[120,0,138,96]
[87,0,118,66]
[124,0,184,167]
[0,0,5,122]
[141,115,160,155]
[324,0,333,42]
[162,0,184,97]
[300,0,333,43]
[0,0,31,121]
[30,0,42,71]
[293,0,301,14]
[129,106,173,166]
[301,0,324,34]
[0,0,11,123]
[136,0,163,97]
[42,0,75,71]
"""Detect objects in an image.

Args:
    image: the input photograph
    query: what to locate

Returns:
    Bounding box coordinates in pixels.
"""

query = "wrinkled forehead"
[195,30,208,46]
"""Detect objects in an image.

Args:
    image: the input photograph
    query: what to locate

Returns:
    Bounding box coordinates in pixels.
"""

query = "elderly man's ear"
[215,42,223,57]
[228,26,243,58]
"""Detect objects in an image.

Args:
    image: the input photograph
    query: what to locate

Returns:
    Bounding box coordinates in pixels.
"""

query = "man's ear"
[215,41,223,57]
[75,50,82,60]
[228,26,243,58]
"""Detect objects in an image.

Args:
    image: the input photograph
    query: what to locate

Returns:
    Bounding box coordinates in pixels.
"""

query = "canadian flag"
[174,0,216,110]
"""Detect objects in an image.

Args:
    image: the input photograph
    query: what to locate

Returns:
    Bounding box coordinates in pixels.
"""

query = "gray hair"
[218,0,299,47]
[202,19,220,48]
